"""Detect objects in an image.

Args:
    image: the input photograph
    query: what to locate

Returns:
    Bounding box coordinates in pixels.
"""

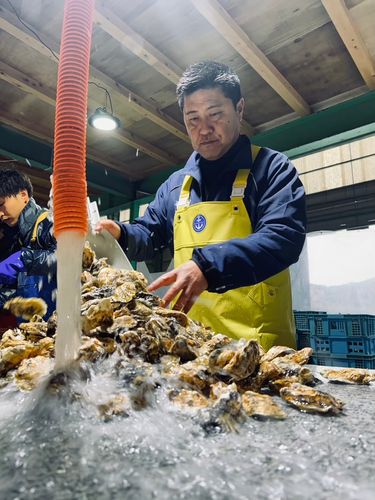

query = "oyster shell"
[208,339,260,380]
[261,345,296,363]
[97,394,130,421]
[322,368,375,385]
[81,298,114,334]
[242,391,286,420]
[169,388,209,410]
[198,383,244,433]
[280,383,344,414]
[15,355,53,391]
[82,241,96,270]
[4,297,47,320]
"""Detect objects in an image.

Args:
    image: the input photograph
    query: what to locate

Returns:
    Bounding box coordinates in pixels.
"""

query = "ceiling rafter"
[0,6,190,144]
[94,3,255,135]
[0,107,136,180]
[189,0,311,116]
[321,0,375,90]
[0,31,179,168]
[94,3,182,85]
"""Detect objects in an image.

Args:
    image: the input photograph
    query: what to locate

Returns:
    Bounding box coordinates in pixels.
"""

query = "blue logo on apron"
[193,214,206,232]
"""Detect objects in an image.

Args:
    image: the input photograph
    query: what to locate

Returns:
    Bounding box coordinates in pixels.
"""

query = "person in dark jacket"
[0,169,56,320]
[96,61,306,350]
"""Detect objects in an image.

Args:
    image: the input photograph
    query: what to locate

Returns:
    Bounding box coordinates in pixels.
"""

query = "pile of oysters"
[1,242,374,431]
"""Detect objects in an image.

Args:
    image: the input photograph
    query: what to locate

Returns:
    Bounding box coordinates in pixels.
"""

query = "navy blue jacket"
[118,136,306,293]
[0,198,57,317]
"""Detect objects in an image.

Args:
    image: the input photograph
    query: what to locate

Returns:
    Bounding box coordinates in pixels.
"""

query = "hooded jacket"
[0,198,56,317]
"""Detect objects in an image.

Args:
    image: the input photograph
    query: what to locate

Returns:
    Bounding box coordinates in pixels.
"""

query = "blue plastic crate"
[309,335,375,356]
[293,311,326,332]
[311,315,346,336]
[296,330,311,350]
[344,315,375,337]
[311,354,375,369]
[310,314,375,337]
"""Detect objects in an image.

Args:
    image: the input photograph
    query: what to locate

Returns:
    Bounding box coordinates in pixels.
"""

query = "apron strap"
[31,211,49,244]
[177,145,262,204]
[231,144,262,199]
[177,175,194,208]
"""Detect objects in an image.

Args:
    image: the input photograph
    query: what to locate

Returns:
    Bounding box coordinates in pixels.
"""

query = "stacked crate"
[294,311,375,368]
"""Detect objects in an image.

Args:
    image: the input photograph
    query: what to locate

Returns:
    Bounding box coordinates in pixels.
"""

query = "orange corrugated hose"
[53,0,95,237]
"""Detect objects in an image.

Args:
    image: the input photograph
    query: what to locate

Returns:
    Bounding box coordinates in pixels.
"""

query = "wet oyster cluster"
[1,242,374,431]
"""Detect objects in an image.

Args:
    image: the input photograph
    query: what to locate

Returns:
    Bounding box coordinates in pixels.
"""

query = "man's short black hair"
[176,60,242,110]
[0,169,33,198]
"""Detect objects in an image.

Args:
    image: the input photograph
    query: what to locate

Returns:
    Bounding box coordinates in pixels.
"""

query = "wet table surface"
[0,363,374,500]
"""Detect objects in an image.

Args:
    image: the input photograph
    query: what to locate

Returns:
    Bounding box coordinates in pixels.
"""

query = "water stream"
[54,230,85,371]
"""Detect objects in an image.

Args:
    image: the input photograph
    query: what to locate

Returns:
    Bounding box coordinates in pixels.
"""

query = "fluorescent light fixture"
[88,107,121,131]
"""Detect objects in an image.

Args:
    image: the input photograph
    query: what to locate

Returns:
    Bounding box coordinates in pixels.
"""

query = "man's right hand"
[95,220,121,241]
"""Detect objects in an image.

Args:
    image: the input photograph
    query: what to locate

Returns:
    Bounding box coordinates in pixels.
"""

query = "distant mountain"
[309,277,375,315]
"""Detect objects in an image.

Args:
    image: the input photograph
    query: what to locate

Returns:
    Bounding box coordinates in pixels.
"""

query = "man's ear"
[19,189,29,204]
[236,98,245,121]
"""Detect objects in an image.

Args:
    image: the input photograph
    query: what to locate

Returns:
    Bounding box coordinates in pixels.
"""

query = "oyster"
[169,388,210,410]
[198,334,232,357]
[81,298,114,334]
[19,317,48,341]
[0,336,53,376]
[97,394,130,421]
[280,383,344,414]
[4,297,47,320]
[208,339,260,380]
[112,283,137,303]
[197,383,244,433]
[242,391,286,420]
[108,315,138,332]
[169,359,213,393]
[282,347,313,365]
[82,241,96,270]
[268,367,316,394]
[322,368,375,385]
[261,345,296,363]
[153,307,189,327]
[15,356,53,391]
[79,337,107,362]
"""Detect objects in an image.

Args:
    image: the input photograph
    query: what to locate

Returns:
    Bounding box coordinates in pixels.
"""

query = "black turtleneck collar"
[198,135,250,172]
[194,135,252,201]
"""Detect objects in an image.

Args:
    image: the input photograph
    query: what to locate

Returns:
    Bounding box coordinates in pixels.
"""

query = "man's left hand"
[147,260,208,313]
[0,251,25,285]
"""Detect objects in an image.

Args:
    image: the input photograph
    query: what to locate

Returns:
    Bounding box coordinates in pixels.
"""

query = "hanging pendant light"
[88,107,121,131]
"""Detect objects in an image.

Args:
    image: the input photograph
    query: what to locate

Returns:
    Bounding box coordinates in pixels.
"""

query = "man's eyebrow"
[185,103,223,115]
[207,104,223,110]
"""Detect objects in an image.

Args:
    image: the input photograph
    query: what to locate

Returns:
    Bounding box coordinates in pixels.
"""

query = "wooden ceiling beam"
[0,57,179,168]
[0,108,135,180]
[94,3,182,84]
[321,0,375,90]
[94,3,255,135]
[189,0,311,116]
[0,60,55,105]
[0,6,190,144]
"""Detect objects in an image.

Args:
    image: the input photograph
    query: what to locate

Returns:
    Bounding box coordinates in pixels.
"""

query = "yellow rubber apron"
[173,145,296,351]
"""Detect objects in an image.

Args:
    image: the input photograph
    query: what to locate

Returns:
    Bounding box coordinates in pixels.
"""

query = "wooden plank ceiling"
[0,0,374,206]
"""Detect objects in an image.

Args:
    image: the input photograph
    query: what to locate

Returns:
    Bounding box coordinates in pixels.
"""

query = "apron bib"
[173,145,296,351]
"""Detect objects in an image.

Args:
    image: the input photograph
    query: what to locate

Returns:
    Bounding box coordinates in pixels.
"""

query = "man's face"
[0,190,29,227]
[183,87,244,161]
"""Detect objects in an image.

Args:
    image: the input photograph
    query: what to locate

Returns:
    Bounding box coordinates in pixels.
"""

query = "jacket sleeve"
[117,179,172,261]
[20,218,57,276]
[192,151,306,293]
